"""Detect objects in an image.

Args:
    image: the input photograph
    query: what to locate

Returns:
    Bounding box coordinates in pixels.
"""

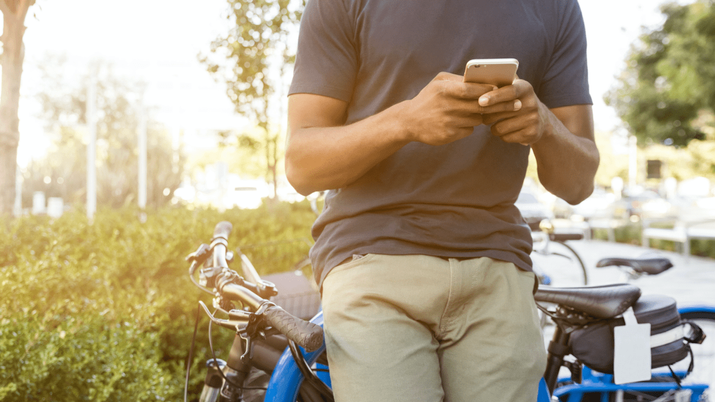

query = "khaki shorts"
[321,254,546,402]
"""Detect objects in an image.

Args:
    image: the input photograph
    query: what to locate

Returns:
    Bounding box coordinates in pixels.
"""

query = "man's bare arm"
[532,105,598,204]
[285,94,410,196]
[478,80,599,204]
[285,73,506,195]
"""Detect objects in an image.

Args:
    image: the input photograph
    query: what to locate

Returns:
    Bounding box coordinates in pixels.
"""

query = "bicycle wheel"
[532,240,588,288]
[677,310,715,400]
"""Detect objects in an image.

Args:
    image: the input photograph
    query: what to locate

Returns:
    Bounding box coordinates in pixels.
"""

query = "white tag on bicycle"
[614,307,651,384]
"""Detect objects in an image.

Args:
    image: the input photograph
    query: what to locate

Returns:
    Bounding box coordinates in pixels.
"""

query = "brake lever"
[199,266,223,288]
[186,244,212,274]
[198,301,247,331]
[236,302,274,363]
[241,337,255,363]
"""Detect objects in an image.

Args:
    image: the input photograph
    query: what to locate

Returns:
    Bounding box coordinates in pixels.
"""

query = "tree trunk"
[270,135,278,201]
[0,0,31,216]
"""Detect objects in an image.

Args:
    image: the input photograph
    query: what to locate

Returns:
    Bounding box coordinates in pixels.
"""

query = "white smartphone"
[463,58,519,87]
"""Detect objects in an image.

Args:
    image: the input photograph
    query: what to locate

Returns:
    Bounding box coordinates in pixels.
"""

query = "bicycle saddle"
[595,257,673,275]
[534,283,641,319]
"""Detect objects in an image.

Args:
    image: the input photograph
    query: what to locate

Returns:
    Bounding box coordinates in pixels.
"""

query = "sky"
[4,0,684,168]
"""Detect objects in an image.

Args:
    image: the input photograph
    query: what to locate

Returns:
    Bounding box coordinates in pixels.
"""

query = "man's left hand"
[477,79,550,146]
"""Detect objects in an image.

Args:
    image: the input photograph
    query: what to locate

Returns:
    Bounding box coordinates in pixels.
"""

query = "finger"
[491,124,529,141]
[478,99,522,115]
[500,129,534,145]
[482,110,519,125]
[445,82,495,101]
[491,123,539,146]
[452,112,484,128]
[477,85,519,107]
[432,76,493,101]
[491,115,532,137]
[478,79,533,107]
[464,82,497,98]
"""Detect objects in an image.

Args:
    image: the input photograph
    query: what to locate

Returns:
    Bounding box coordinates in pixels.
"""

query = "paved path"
[564,239,715,308]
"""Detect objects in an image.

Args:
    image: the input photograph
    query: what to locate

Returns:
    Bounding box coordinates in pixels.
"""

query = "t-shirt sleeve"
[288,0,358,102]
[538,0,593,108]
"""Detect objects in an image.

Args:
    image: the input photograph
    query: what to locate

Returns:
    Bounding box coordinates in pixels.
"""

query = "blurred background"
[2,0,714,221]
[4,0,715,296]
[2,0,715,399]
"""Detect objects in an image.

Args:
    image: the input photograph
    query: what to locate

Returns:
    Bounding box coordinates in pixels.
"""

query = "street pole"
[628,135,637,190]
[86,73,97,222]
[138,107,147,212]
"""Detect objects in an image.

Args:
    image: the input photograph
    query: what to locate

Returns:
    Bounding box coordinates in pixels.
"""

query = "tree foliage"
[200,0,304,196]
[606,0,715,147]
[641,112,715,181]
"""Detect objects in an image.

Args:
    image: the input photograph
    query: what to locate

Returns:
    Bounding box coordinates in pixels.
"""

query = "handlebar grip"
[213,221,233,239]
[263,304,323,353]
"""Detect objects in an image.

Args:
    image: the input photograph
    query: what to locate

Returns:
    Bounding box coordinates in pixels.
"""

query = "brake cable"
[184,302,202,402]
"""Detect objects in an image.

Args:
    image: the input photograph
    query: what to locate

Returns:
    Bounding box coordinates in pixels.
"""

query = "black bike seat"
[595,257,673,275]
[549,232,584,242]
[535,283,641,319]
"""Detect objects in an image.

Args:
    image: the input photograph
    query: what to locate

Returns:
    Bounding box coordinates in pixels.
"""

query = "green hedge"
[590,222,715,258]
[0,202,316,401]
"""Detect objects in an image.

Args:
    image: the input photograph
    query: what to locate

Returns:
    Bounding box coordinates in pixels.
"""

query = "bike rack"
[553,367,707,402]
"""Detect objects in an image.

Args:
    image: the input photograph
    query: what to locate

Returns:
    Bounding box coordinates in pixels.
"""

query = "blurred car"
[570,190,617,221]
[612,190,673,220]
[516,190,554,231]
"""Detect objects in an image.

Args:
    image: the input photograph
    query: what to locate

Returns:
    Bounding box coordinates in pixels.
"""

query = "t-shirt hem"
[541,93,593,109]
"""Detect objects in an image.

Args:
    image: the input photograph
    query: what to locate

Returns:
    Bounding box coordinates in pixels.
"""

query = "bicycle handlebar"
[213,221,233,239]
[221,283,264,310]
[204,221,324,353]
[263,304,323,353]
[219,279,324,352]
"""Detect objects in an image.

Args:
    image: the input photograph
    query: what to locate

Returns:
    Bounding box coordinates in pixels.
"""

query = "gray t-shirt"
[289,0,592,287]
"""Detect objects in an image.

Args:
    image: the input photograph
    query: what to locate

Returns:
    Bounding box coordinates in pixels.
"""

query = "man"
[285,0,599,400]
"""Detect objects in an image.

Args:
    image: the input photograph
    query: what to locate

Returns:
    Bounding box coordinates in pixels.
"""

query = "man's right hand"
[285,72,518,195]
[398,72,494,146]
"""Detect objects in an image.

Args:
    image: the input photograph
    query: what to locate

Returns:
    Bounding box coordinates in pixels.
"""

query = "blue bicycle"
[185,222,713,402]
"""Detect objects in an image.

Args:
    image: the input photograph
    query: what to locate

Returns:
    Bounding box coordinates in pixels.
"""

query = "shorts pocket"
[334,253,375,271]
